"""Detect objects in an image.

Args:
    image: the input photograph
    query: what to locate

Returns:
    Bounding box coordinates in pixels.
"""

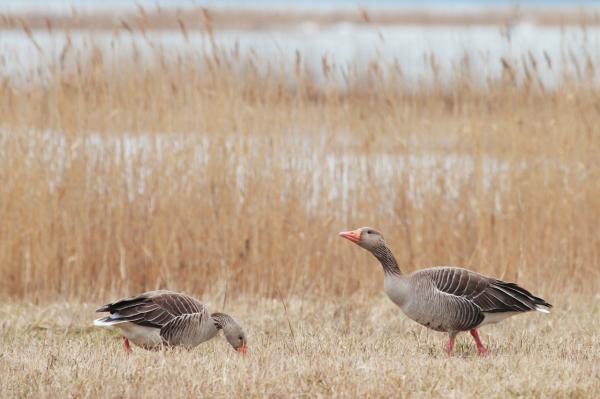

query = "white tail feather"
[535,305,551,314]
[93,318,122,327]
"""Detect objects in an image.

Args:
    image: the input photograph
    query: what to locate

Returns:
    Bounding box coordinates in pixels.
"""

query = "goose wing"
[425,267,552,313]
[160,311,210,347]
[95,290,207,328]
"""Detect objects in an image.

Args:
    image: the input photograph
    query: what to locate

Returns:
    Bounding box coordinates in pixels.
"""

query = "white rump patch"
[93,319,163,349]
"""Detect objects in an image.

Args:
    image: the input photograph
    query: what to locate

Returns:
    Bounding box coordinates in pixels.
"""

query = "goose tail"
[93,317,122,327]
[535,304,552,314]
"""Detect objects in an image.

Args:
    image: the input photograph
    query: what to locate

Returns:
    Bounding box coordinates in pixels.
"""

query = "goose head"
[338,227,386,252]
[212,313,248,355]
[224,323,247,354]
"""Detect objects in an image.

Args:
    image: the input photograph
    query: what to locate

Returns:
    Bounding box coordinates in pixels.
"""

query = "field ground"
[1,294,598,398]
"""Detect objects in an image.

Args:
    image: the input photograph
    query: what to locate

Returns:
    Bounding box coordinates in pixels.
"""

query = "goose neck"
[211,312,233,330]
[372,245,402,276]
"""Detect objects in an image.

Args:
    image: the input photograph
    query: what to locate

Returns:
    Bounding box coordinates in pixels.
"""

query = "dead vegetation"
[2,21,600,301]
[1,12,599,398]
[1,297,599,398]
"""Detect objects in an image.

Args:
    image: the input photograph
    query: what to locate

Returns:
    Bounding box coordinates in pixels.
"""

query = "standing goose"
[93,290,247,354]
[339,227,551,355]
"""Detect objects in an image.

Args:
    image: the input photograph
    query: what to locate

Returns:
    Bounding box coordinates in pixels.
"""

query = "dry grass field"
[1,296,599,398]
[1,11,600,397]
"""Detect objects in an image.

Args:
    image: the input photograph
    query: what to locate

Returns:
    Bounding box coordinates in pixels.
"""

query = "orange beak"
[236,344,248,355]
[339,229,362,243]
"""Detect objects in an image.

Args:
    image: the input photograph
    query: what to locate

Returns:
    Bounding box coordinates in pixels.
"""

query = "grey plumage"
[95,290,205,328]
[339,227,552,355]
[94,290,247,353]
[405,267,551,332]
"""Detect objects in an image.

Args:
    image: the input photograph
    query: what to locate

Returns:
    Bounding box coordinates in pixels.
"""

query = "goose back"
[95,290,218,348]
[422,267,551,313]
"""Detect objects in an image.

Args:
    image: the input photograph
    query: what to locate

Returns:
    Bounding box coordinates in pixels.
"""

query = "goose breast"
[387,273,484,332]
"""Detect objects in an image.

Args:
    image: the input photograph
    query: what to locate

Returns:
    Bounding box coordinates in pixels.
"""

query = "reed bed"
[1,23,600,303]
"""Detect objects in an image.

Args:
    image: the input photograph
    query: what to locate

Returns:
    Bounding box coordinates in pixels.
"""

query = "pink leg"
[444,333,456,356]
[122,336,132,354]
[470,329,489,356]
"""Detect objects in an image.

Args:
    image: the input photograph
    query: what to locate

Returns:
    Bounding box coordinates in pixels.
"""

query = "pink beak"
[236,344,248,355]
[338,229,362,243]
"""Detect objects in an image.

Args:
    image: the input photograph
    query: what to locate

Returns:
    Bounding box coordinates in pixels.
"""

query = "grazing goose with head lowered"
[93,290,247,354]
[339,227,551,356]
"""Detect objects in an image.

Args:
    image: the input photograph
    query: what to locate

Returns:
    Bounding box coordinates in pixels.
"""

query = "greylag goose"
[339,227,551,355]
[93,290,247,354]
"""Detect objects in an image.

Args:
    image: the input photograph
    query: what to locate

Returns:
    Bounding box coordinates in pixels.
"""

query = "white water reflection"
[1,129,587,220]
[2,24,599,87]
